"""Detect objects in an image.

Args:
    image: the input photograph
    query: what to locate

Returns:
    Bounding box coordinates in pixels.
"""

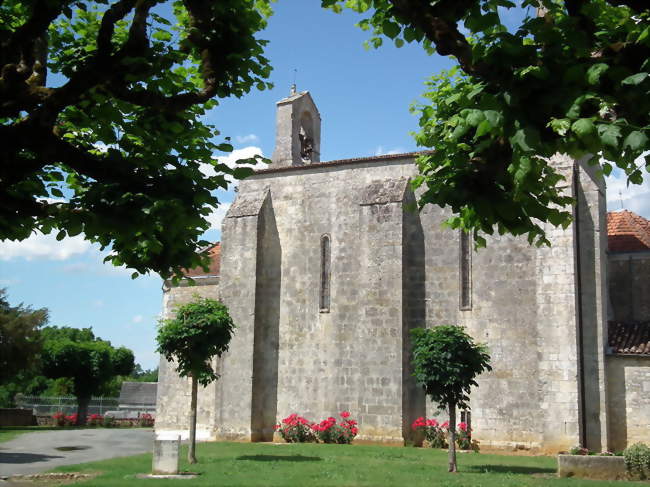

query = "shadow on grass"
[467,465,555,475]
[236,455,322,462]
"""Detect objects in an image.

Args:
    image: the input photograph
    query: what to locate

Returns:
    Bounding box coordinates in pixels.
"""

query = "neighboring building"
[117,382,157,416]
[156,89,650,453]
[606,210,650,451]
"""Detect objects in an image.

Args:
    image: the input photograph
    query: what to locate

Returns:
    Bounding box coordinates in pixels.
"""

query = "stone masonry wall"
[156,278,220,440]
[216,155,596,449]
[607,355,650,451]
[156,146,611,452]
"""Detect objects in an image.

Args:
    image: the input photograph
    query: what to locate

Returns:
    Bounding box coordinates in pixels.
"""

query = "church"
[155,89,650,453]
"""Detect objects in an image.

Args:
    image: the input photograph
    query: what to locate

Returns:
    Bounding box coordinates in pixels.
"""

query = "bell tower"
[271,86,321,167]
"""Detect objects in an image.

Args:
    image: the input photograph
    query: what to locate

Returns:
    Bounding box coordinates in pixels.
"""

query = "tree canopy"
[41,325,134,423]
[0,289,47,384]
[1,0,273,279]
[326,0,650,246]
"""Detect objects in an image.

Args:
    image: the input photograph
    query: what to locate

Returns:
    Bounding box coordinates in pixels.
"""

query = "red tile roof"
[184,242,220,277]
[609,321,650,356]
[607,210,650,252]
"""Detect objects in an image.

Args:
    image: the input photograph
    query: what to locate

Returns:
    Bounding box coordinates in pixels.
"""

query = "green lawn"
[51,442,632,486]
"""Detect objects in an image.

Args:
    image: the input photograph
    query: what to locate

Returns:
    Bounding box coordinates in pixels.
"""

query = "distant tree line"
[0,289,156,423]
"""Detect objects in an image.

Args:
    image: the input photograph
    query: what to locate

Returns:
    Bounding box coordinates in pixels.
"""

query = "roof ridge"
[607,210,650,252]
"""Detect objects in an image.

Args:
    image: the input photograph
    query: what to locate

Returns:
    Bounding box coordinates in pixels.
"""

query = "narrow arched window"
[320,234,331,312]
[459,230,472,310]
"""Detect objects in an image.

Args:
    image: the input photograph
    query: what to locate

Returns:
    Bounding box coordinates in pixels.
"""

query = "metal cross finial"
[290,69,297,95]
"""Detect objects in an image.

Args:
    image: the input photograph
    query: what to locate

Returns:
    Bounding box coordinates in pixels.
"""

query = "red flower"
[340,411,351,419]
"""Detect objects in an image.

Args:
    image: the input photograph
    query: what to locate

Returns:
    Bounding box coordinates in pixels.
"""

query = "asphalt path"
[0,428,153,477]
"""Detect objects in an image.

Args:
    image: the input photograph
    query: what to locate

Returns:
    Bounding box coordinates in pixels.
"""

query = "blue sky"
[1,1,649,370]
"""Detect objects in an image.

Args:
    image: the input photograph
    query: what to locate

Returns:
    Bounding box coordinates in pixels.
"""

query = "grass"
[49,441,634,486]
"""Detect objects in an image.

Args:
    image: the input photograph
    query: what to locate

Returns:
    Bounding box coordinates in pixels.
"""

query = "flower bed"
[275,412,359,444]
[47,412,154,428]
[411,417,479,451]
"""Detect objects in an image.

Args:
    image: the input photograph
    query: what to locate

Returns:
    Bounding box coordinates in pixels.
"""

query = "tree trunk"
[188,375,198,464]
[448,402,457,473]
[76,395,90,426]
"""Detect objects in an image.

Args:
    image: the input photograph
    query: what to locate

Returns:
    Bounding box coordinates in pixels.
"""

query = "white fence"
[15,395,118,416]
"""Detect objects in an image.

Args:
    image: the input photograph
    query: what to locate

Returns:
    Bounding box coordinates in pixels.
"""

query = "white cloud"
[0,278,22,286]
[200,146,266,178]
[604,152,650,219]
[0,232,93,261]
[235,134,260,144]
[132,314,144,324]
[374,146,404,156]
[205,203,232,232]
[61,257,139,277]
[92,299,104,308]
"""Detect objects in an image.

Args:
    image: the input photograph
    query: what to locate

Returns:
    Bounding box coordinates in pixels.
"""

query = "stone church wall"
[155,151,611,452]
[155,277,220,440]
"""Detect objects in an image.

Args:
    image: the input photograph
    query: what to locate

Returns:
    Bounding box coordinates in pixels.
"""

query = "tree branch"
[97,0,138,58]
[1,1,68,75]
[388,0,477,73]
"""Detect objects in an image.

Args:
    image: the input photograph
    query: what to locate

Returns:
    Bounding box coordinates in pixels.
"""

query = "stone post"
[152,436,180,475]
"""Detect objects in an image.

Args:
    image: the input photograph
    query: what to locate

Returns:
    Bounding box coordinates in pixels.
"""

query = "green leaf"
[510,129,533,152]
[597,124,622,148]
[621,73,648,86]
[514,157,532,185]
[622,131,648,151]
[382,20,400,39]
[571,118,595,137]
[586,63,608,85]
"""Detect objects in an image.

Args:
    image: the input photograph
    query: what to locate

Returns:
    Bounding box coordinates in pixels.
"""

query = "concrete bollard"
[152,436,180,475]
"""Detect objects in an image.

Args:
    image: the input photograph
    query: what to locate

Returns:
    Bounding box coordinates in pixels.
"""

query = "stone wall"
[210,154,603,450]
[155,277,220,440]
[608,252,650,322]
[606,355,650,451]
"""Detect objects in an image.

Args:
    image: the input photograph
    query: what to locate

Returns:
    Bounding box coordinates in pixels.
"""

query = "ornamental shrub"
[312,412,358,444]
[456,422,473,450]
[569,446,590,455]
[274,414,316,443]
[412,418,479,451]
[102,415,116,428]
[64,413,77,426]
[87,414,103,427]
[624,443,650,480]
[412,417,448,448]
[52,412,65,427]
[138,413,154,427]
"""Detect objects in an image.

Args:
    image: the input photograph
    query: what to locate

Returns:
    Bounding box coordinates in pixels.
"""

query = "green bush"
[624,443,650,480]
[102,416,116,428]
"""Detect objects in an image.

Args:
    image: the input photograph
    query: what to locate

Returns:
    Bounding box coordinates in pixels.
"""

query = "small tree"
[41,326,134,425]
[411,325,491,473]
[156,297,235,464]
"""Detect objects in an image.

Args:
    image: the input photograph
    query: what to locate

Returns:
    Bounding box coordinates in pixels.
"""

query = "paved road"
[0,429,153,476]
